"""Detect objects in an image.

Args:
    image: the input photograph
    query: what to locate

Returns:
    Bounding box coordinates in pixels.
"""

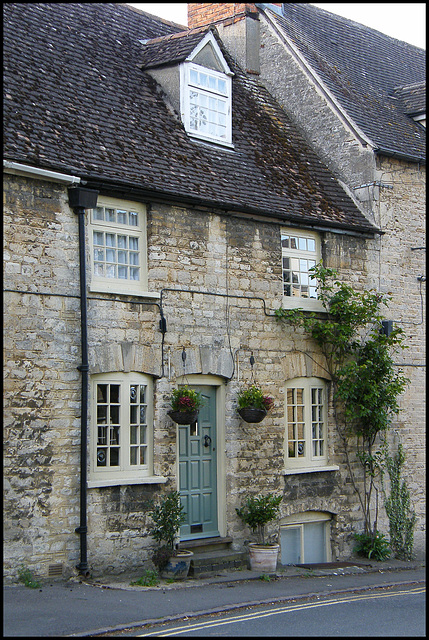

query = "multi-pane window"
[90,372,153,484]
[89,197,148,295]
[281,232,318,299]
[280,229,324,311]
[182,62,232,145]
[93,207,140,281]
[285,377,327,470]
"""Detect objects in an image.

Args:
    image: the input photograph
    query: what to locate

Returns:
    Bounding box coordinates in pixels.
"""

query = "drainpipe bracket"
[75,526,88,534]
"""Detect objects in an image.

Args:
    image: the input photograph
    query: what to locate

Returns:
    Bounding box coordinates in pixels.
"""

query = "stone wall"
[257,18,377,220]
[3,167,424,582]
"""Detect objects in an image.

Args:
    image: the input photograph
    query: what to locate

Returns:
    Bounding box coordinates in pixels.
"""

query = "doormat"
[295,561,369,569]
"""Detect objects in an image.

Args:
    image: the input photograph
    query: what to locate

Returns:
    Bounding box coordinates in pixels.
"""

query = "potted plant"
[167,385,204,424]
[236,493,282,572]
[237,384,274,423]
[148,491,193,579]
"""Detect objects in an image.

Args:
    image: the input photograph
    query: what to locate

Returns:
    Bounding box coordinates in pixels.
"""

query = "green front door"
[179,386,218,540]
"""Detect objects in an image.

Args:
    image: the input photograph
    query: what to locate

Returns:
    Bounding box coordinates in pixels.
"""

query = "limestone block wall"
[4,176,82,580]
[373,157,426,556]
[4,169,423,582]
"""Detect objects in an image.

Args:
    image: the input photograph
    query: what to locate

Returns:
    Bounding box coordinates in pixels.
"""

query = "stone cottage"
[3,3,424,581]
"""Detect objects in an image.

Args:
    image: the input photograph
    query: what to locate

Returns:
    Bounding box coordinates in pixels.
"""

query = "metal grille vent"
[48,563,63,577]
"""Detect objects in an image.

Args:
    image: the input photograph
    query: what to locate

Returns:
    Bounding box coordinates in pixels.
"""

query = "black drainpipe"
[68,186,99,577]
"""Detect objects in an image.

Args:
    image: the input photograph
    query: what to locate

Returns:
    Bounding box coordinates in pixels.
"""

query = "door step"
[178,537,248,577]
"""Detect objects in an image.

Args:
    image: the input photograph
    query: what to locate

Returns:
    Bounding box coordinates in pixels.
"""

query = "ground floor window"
[89,371,153,485]
[285,377,328,471]
[280,511,331,565]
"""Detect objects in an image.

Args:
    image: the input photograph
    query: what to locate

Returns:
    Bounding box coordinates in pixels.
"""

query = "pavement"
[3,558,425,637]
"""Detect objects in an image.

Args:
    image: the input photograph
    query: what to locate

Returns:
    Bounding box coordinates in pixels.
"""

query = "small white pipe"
[3,160,81,184]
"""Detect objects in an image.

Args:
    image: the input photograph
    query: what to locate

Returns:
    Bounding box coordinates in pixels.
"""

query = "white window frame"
[88,196,156,298]
[413,113,426,128]
[281,228,324,311]
[284,377,332,473]
[180,61,233,147]
[88,372,165,487]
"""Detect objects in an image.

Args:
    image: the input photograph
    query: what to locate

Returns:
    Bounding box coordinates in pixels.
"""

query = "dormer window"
[182,62,232,145]
[180,31,233,147]
[413,113,426,128]
[141,29,234,147]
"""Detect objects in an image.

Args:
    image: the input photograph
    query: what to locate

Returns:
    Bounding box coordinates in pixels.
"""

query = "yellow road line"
[137,586,425,636]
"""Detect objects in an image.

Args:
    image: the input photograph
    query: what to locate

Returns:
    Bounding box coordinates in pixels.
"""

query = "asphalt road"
[129,584,425,637]
[3,567,425,637]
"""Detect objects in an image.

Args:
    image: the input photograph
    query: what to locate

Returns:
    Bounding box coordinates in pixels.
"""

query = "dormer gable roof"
[392,82,426,119]
[139,27,233,76]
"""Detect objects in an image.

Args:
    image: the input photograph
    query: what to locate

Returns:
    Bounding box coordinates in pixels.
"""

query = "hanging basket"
[168,410,199,425]
[237,407,267,423]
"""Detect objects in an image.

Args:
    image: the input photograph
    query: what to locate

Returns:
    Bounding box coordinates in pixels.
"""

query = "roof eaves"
[373,146,426,165]
[260,8,376,151]
[81,173,380,237]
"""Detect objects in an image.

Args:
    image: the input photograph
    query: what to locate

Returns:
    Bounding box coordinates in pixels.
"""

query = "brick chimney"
[188,4,259,29]
[188,3,284,74]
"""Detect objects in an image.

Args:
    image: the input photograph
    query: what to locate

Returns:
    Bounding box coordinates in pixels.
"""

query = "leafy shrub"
[354,530,390,561]
[148,491,187,551]
[236,493,282,544]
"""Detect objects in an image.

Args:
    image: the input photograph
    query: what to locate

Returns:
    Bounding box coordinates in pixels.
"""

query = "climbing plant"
[275,263,409,544]
[382,441,416,559]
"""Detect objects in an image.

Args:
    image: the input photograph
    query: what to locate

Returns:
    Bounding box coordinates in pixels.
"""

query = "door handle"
[203,435,212,448]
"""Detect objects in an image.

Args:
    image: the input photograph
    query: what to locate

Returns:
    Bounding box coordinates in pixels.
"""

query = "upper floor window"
[181,61,232,146]
[281,228,323,311]
[88,196,151,297]
[89,372,154,486]
[284,377,328,472]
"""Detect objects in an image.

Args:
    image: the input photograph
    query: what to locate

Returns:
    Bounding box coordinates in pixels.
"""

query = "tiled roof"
[3,3,377,234]
[264,3,426,161]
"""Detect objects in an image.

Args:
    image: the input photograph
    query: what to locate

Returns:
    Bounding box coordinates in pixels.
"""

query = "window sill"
[283,465,339,475]
[188,132,235,150]
[87,476,168,488]
[281,299,326,313]
[89,283,160,299]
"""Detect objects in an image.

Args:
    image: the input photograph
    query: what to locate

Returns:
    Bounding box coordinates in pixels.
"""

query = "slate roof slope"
[264,3,426,162]
[3,2,376,234]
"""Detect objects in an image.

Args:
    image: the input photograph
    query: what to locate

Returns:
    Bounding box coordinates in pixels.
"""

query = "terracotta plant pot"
[248,543,279,572]
[167,410,199,425]
[160,550,193,580]
[237,407,267,423]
